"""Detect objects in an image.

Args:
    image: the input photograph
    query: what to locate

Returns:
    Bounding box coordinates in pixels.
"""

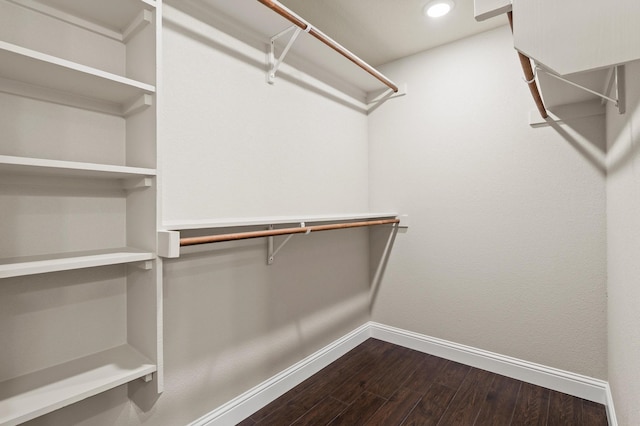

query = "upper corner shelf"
[8,0,156,41]
[0,40,155,116]
[189,0,398,97]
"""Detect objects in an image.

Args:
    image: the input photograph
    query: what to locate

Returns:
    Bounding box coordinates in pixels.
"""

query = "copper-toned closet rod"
[180,218,399,247]
[507,12,548,119]
[257,0,399,93]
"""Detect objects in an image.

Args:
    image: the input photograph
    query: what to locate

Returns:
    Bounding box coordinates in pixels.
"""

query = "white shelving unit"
[475,0,632,121]
[7,0,157,41]
[509,0,627,120]
[512,0,640,76]
[0,0,162,423]
[0,345,156,426]
[0,40,155,103]
[159,212,400,258]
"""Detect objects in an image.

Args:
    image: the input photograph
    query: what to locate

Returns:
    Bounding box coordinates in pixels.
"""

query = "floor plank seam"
[503,381,522,426]
[395,393,426,426]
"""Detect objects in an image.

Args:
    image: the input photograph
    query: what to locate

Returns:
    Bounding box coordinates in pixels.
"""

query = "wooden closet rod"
[507,12,548,119]
[257,0,399,93]
[180,218,400,247]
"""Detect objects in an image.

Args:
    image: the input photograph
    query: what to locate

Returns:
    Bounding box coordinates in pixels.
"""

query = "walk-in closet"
[1,0,638,424]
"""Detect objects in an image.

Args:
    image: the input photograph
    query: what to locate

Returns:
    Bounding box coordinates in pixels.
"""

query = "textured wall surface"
[368,26,607,379]
[606,59,640,425]
[22,13,613,426]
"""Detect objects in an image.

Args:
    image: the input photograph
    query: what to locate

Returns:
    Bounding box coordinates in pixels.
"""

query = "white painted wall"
[368,26,608,379]
[606,59,640,425]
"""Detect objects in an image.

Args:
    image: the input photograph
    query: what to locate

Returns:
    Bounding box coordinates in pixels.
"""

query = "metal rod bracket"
[615,65,626,114]
[268,25,303,85]
[267,222,303,264]
[537,65,625,114]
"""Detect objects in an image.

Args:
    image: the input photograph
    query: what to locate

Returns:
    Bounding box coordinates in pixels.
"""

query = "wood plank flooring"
[239,339,608,426]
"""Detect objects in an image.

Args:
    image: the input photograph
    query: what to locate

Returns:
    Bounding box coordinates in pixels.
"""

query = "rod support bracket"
[268,25,302,85]
[537,65,625,114]
[615,65,625,114]
[267,222,303,264]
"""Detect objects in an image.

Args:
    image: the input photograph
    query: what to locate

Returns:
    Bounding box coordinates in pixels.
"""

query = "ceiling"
[278,0,508,66]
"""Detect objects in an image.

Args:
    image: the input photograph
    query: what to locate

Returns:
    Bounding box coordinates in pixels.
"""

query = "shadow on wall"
[163,1,368,113]
[606,99,640,175]
[160,228,374,412]
[543,106,607,176]
[368,224,401,313]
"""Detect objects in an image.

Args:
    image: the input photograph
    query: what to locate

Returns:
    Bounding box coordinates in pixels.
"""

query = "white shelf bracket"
[267,222,305,265]
[268,25,304,85]
[123,176,153,191]
[537,65,625,114]
[123,94,153,117]
[142,373,153,383]
[122,9,153,43]
[132,260,153,271]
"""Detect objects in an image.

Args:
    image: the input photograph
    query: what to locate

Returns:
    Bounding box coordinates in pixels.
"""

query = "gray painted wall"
[23,14,612,426]
[368,26,607,380]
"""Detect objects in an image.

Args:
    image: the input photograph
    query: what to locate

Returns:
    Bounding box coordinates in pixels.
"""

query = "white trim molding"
[189,323,370,426]
[605,383,619,426]
[190,321,615,426]
[369,322,608,404]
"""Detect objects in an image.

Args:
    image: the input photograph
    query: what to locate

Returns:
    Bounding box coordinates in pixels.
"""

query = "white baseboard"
[369,322,608,404]
[190,321,615,425]
[189,323,370,426]
[605,383,618,426]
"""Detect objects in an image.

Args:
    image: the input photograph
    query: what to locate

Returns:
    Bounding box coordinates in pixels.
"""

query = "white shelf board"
[0,155,156,179]
[0,40,155,107]
[9,0,156,37]
[0,248,155,279]
[0,344,156,426]
[474,0,511,21]
[185,0,394,95]
[513,0,640,76]
[162,212,399,231]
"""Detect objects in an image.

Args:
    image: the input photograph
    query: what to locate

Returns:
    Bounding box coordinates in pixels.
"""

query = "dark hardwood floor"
[238,338,608,426]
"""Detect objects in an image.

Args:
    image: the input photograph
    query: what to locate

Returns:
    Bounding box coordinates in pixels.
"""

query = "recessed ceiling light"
[424,0,455,18]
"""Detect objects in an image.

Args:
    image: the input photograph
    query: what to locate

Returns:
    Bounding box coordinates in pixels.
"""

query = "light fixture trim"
[424,0,455,18]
